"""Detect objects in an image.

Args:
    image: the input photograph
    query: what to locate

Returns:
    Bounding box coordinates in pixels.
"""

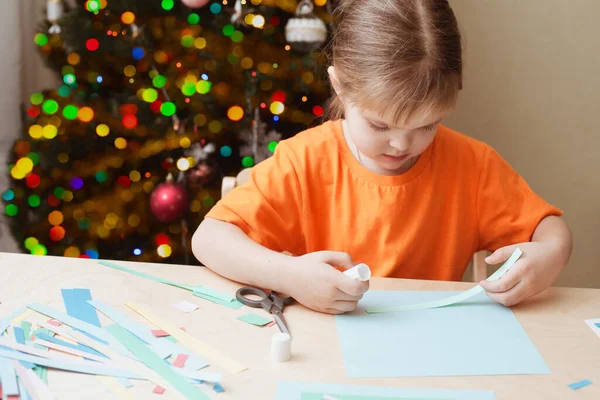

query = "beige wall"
[447,1,600,288]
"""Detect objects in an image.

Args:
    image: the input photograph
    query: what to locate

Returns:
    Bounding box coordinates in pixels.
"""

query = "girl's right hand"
[285,251,369,314]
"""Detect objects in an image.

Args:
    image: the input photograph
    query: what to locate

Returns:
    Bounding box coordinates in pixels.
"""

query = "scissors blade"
[272,311,290,336]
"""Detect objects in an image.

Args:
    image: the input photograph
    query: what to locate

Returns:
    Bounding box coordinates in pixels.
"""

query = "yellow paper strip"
[125,302,247,374]
[97,376,136,400]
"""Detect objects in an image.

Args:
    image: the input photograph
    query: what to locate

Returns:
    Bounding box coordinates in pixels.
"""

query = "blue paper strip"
[0,357,19,395]
[569,379,592,390]
[35,332,107,359]
[0,348,141,379]
[595,323,600,328]
[62,289,102,327]
[13,326,36,369]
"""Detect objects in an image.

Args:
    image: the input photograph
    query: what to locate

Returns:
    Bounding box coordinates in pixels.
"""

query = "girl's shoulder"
[435,124,493,162]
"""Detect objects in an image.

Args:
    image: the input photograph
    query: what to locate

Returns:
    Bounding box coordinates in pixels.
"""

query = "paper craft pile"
[0,288,247,400]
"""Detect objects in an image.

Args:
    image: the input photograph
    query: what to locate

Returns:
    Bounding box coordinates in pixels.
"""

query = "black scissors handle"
[236,286,269,308]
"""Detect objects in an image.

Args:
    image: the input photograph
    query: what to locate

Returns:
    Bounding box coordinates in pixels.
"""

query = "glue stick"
[343,263,371,282]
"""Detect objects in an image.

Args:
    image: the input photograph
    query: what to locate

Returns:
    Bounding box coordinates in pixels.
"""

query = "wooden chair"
[221,168,488,282]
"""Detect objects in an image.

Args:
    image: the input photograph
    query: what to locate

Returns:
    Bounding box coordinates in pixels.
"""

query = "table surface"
[0,252,599,400]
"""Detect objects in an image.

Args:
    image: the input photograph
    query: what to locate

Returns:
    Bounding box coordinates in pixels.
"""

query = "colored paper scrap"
[34,338,107,362]
[35,332,106,359]
[107,324,209,400]
[192,290,244,310]
[336,290,549,378]
[87,300,172,359]
[153,330,170,337]
[366,248,522,313]
[172,301,199,313]
[98,260,196,291]
[126,302,247,374]
[213,383,225,393]
[153,385,166,394]
[11,326,36,369]
[21,321,32,340]
[585,319,600,338]
[47,320,61,327]
[276,382,494,400]
[0,347,140,379]
[61,288,102,327]
[13,361,56,400]
[569,379,592,390]
[173,354,189,368]
[0,357,19,396]
[237,313,272,326]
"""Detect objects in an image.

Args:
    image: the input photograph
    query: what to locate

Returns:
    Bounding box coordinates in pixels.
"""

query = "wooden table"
[0,252,599,399]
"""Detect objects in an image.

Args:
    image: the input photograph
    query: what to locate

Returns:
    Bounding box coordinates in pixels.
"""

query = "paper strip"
[27,303,130,356]
[13,361,56,400]
[88,300,172,359]
[126,302,247,374]
[302,394,448,400]
[585,319,600,338]
[0,347,140,379]
[107,325,209,400]
[153,385,166,394]
[11,326,36,369]
[33,339,107,362]
[116,378,133,388]
[0,357,19,396]
[173,354,188,368]
[97,376,135,400]
[569,379,592,390]
[61,289,102,327]
[21,322,32,341]
[152,330,170,337]
[0,308,28,335]
[98,260,242,308]
[34,332,106,359]
[366,248,523,313]
[237,313,272,326]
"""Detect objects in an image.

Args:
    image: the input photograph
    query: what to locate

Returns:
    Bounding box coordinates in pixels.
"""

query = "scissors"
[235,286,293,336]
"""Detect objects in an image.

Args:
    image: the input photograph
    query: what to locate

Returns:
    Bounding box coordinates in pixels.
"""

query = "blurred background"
[0,0,598,288]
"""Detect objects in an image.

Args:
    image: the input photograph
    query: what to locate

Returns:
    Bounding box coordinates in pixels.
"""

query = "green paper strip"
[366,248,523,314]
[21,321,32,340]
[192,291,243,310]
[98,260,241,309]
[106,324,209,400]
[237,313,272,326]
[302,394,451,400]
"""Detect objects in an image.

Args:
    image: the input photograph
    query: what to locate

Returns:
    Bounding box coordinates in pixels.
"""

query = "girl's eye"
[368,122,389,132]
[421,124,437,132]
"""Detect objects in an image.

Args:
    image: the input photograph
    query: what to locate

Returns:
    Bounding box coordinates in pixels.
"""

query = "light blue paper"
[276,382,494,400]
[0,357,19,396]
[62,289,102,327]
[12,326,36,369]
[335,290,550,378]
[569,379,592,390]
[35,332,107,359]
[0,307,27,335]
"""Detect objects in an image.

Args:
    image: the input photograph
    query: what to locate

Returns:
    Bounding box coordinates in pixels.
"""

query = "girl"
[192,0,572,314]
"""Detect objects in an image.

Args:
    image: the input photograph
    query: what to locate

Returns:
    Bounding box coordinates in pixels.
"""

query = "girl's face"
[343,101,448,176]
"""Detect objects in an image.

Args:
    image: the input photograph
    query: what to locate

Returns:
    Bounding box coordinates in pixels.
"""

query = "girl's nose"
[389,135,411,153]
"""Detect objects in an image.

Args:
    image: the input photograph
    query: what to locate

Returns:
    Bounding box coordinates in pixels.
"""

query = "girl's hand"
[479,242,564,307]
[286,251,369,314]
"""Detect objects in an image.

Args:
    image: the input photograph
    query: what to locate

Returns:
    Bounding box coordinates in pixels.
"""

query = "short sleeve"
[476,147,563,252]
[204,142,305,255]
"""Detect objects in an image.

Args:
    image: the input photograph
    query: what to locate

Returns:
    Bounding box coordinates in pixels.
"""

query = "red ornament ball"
[181,0,210,8]
[149,180,189,222]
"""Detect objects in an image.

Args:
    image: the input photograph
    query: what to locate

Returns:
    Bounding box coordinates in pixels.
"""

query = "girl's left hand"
[478,242,564,307]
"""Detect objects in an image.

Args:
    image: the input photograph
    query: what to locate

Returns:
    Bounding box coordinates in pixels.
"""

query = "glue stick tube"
[343,263,371,282]
[271,332,291,362]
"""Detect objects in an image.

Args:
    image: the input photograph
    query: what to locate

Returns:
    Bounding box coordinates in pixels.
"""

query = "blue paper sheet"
[276,382,495,400]
[335,290,550,378]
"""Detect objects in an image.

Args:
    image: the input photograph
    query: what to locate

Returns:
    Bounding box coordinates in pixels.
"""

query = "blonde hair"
[325,0,463,125]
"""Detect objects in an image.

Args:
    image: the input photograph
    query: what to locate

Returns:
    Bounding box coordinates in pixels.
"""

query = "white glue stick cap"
[271,332,291,362]
[343,263,371,282]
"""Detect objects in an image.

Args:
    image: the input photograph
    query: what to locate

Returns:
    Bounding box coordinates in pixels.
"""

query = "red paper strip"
[179,327,187,332]
[47,319,62,327]
[266,321,276,327]
[173,354,189,368]
[151,329,170,337]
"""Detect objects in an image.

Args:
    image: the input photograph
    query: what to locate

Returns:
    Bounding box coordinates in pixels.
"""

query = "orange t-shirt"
[205,120,562,281]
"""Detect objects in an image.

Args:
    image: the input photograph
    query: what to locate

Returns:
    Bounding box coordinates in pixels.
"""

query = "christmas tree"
[3,0,332,264]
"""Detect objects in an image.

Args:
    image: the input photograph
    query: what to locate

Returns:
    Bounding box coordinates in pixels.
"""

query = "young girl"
[192,0,572,314]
